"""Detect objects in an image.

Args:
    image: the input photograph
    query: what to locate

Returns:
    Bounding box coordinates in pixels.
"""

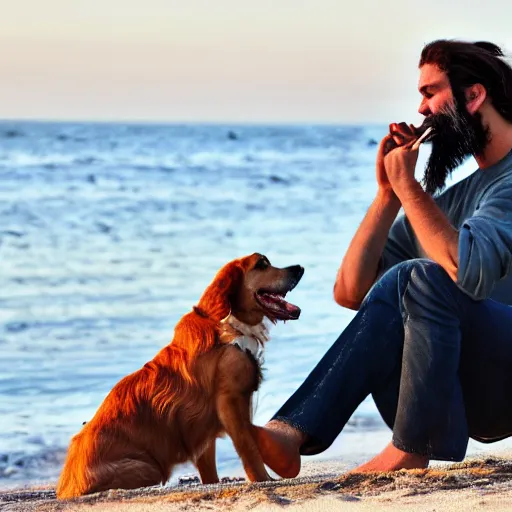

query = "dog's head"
[197,253,304,325]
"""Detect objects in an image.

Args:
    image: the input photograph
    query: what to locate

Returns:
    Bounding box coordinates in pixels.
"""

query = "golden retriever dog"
[56,253,304,499]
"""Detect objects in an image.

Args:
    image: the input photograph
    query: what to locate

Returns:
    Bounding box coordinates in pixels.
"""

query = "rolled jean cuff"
[392,435,466,462]
[392,435,431,457]
[272,415,310,436]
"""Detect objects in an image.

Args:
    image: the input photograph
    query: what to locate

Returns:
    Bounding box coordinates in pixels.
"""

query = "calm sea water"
[0,121,494,489]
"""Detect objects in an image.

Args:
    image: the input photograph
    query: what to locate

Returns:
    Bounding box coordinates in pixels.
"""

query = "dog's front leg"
[216,346,271,482]
[216,391,271,482]
[195,441,219,484]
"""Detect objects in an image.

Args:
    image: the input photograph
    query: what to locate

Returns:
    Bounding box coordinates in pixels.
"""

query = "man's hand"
[383,122,421,196]
[376,134,396,194]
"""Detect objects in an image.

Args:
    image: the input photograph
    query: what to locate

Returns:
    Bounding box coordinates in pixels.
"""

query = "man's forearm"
[334,189,402,309]
[395,179,459,279]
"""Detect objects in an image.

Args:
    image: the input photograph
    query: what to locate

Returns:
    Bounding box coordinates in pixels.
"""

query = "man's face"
[417,63,490,195]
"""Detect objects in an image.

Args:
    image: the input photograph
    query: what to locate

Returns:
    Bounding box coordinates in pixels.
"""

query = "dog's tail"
[56,433,93,500]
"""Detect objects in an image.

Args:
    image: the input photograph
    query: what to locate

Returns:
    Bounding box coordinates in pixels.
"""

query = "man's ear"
[465,83,487,114]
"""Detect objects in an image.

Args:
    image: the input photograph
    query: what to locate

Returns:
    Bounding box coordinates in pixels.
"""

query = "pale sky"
[1,0,511,124]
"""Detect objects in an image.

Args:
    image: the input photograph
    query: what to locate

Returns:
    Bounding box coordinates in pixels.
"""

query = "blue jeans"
[273,259,512,461]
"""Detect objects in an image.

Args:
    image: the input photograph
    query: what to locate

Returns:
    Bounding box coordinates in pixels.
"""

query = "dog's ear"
[197,260,244,322]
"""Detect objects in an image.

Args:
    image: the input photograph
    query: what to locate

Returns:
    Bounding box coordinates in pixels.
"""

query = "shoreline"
[3,455,512,511]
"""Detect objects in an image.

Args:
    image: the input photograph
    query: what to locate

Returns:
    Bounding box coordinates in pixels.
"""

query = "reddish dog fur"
[57,253,303,499]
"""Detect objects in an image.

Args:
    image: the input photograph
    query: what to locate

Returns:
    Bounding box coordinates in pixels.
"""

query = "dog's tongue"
[257,293,301,320]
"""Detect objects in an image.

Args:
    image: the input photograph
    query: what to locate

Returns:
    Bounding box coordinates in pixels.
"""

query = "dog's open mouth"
[255,290,301,321]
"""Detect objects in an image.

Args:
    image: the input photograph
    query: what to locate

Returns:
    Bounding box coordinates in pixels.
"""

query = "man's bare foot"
[351,442,429,473]
[253,420,305,478]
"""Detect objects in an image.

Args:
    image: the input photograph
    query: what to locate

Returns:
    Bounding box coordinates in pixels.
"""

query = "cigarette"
[411,127,433,151]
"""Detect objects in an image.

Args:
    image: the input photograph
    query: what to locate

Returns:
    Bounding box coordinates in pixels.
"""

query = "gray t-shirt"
[381,149,512,304]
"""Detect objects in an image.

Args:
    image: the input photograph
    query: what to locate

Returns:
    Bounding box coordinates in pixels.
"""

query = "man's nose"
[418,99,431,117]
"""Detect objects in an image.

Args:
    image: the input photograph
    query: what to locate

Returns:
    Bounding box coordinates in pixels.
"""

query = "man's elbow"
[333,284,361,310]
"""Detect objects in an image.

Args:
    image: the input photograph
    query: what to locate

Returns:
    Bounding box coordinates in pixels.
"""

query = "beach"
[3,454,512,511]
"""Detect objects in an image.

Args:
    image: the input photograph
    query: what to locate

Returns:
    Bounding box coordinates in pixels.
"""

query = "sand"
[3,455,512,512]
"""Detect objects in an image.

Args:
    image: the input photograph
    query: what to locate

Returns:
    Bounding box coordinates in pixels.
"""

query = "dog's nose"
[288,265,304,278]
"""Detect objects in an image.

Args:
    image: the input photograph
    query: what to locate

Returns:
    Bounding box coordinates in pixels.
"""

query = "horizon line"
[0,117,389,128]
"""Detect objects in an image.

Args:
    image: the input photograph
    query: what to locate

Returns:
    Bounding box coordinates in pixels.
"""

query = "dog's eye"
[254,258,269,270]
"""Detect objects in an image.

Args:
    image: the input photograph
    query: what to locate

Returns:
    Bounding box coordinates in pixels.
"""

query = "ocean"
[0,120,495,489]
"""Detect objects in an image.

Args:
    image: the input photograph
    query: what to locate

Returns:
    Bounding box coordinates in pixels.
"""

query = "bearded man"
[253,39,512,475]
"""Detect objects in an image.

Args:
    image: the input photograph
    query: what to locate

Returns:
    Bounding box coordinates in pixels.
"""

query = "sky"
[1,0,512,124]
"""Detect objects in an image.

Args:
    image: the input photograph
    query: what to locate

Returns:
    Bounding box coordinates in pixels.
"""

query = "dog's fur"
[56,253,303,499]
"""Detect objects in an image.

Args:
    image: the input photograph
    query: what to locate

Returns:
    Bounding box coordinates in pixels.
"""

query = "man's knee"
[364,259,455,311]
[402,260,461,318]
[409,258,451,285]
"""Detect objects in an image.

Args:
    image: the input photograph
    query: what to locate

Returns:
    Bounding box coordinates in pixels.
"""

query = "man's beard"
[417,98,490,195]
